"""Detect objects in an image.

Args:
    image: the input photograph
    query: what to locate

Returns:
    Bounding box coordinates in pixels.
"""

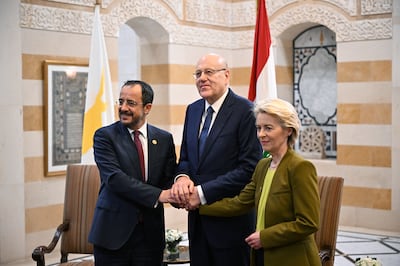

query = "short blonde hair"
[254,98,300,148]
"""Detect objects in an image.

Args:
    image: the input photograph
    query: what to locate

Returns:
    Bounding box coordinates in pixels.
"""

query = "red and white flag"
[81,5,115,163]
[248,0,277,102]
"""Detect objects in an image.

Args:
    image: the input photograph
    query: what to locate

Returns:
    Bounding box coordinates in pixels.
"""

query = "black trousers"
[93,223,163,266]
[189,219,250,266]
[255,249,264,266]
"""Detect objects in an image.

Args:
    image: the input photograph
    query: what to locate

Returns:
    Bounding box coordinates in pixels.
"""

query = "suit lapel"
[118,122,142,180]
[147,125,156,181]
[199,90,234,161]
[188,101,204,165]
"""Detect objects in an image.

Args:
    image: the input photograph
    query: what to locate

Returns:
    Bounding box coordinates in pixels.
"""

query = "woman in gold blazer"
[200,98,321,266]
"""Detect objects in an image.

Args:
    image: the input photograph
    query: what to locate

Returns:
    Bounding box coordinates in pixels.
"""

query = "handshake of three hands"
[158,175,200,211]
[157,176,263,249]
[157,175,263,249]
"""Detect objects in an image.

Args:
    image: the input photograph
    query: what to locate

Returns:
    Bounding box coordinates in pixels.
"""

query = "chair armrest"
[32,221,69,266]
[319,249,331,263]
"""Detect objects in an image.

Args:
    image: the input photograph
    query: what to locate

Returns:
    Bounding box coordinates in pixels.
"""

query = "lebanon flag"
[248,0,277,102]
[81,5,115,163]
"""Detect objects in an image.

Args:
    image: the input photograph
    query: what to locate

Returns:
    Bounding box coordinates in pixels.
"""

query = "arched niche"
[118,16,171,125]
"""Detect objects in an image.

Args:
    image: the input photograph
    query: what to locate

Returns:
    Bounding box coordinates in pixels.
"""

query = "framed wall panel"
[43,60,88,176]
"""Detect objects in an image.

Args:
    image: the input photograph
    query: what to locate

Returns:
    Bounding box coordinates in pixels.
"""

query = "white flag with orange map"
[81,5,115,164]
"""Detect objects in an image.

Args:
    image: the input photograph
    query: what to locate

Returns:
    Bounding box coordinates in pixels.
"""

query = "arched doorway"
[118,17,172,127]
[119,17,169,84]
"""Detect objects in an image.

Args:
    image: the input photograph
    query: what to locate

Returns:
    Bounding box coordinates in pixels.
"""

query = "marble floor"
[334,229,400,266]
[3,227,400,266]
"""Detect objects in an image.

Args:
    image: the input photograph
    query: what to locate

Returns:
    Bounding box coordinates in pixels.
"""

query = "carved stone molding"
[266,0,392,17]
[271,4,392,42]
[20,0,393,49]
[267,0,358,16]
[185,0,255,27]
[48,0,95,7]
[20,3,93,35]
[42,0,393,19]
[48,0,113,8]
[321,0,357,16]
[19,1,242,49]
[361,0,392,15]
[185,0,231,26]
[163,0,184,20]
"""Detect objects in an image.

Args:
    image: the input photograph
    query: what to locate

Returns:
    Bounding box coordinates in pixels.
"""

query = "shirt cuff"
[174,174,189,183]
[197,185,207,205]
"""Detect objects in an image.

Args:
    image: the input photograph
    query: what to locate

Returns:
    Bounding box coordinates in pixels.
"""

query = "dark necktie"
[133,130,145,181]
[198,106,214,157]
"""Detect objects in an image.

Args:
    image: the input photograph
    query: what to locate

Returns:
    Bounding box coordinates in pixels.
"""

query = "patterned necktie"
[133,130,145,181]
[198,106,214,157]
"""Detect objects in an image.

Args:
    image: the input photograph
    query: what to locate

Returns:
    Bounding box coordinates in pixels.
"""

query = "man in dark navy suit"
[171,53,262,266]
[88,80,177,266]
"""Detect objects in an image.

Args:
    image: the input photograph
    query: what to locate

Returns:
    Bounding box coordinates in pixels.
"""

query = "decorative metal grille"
[293,26,337,158]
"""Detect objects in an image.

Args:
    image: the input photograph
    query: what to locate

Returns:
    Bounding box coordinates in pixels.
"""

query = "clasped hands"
[159,176,200,210]
[158,177,263,249]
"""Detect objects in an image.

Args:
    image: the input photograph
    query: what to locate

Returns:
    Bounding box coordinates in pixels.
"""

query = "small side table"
[162,245,190,265]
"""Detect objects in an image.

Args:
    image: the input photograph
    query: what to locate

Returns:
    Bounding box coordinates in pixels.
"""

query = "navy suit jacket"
[88,121,177,251]
[177,89,262,248]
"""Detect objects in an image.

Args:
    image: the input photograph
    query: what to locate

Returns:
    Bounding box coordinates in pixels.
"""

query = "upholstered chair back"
[60,164,100,262]
[315,176,344,266]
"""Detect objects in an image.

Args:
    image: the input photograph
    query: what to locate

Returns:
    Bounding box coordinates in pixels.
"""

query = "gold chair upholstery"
[32,164,100,266]
[315,176,344,266]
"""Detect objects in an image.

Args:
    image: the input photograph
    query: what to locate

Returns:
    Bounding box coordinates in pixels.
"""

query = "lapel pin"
[152,139,158,145]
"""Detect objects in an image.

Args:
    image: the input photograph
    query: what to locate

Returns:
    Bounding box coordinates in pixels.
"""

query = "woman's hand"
[245,231,262,250]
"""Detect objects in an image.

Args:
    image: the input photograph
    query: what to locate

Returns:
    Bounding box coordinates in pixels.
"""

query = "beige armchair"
[315,176,344,266]
[32,164,100,266]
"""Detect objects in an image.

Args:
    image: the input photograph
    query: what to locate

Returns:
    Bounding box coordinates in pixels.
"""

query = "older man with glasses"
[170,53,262,266]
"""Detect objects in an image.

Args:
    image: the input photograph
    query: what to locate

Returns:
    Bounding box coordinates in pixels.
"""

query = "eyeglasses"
[117,99,144,107]
[192,68,226,79]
